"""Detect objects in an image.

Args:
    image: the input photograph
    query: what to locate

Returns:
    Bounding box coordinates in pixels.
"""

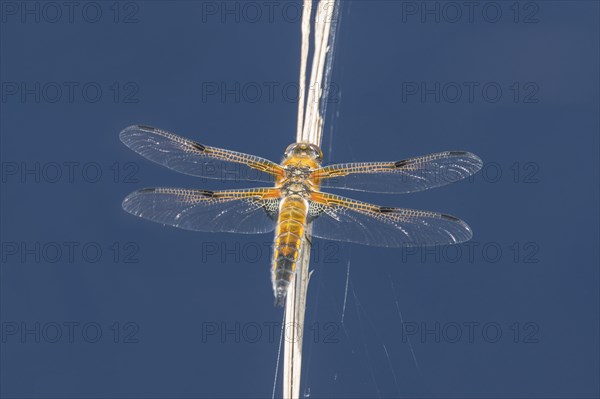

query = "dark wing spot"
[190,141,206,152]
[441,213,460,222]
[394,159,413,168]
[448,151,468,156]
[196,190,214,197]
[379,207,396,213]
[138,125,156,132]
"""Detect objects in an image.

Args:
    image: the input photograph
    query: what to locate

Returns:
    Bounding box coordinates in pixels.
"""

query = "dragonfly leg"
[304,233,313,246]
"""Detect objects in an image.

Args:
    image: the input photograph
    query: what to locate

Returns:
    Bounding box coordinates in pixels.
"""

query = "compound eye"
[307,145,322,161]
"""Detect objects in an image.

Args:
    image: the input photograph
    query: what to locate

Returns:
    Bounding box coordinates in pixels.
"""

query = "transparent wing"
[122,187,281,234]
[311,151,482,194]
[308,191,472,247]
[120,125,284,183]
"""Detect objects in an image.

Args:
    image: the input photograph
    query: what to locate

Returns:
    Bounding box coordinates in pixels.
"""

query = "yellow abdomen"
[272,196,308,306]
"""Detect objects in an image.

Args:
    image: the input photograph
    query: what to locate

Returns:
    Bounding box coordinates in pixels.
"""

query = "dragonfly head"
[284,142,323,163]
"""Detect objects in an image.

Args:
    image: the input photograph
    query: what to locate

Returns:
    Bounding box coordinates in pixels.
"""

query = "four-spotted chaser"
[120,125,483,306]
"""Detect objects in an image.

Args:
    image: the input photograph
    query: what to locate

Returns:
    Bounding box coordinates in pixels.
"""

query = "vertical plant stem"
[283,1,340,398]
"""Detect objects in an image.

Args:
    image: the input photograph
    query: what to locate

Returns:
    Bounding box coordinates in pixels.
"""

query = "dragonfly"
[120,125,483,306]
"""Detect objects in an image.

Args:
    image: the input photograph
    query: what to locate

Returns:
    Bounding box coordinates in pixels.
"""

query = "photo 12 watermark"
[200,81,340,105]
[200,1,339,25]
[201,321,341,344]
[399,2,541,24]
[401,321,540,344]
[1,321,140,344]
[200,240,343,265]
[1,81,141,104]
[398,241,540,264]
[1,241,141,264]
[322,160,541,186]
[400,81,540,104]
[1,1,141,24]
[1,161,140,184]
[467,161,540,184]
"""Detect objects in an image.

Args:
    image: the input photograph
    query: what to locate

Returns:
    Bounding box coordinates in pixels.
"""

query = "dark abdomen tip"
[274,285,288,307]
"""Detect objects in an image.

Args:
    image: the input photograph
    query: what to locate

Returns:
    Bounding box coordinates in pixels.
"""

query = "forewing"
[308,192,472,247]
[312,151,482,193]
[122,187,280,234]
[120,125,284,183]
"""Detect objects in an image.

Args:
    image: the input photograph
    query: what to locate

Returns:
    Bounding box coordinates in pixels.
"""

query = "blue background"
[1,1,599,398]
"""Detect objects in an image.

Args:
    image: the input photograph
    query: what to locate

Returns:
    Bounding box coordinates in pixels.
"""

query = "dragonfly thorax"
[280,181,312,198]
[284,165,311,180]
[279,165,317,197]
